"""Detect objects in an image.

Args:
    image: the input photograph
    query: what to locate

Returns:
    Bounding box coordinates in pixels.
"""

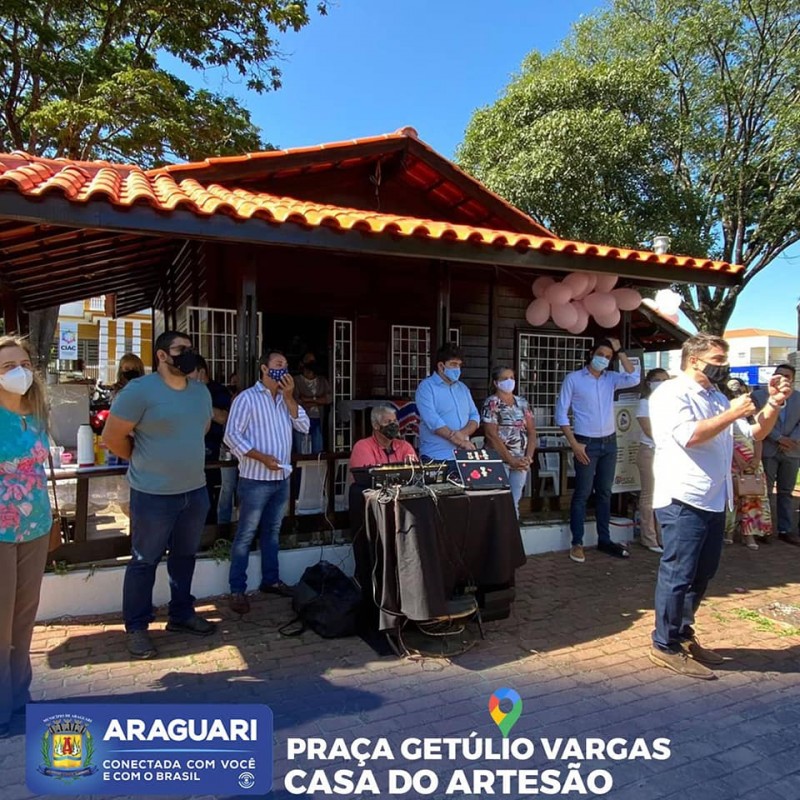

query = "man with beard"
[103,331,214,659]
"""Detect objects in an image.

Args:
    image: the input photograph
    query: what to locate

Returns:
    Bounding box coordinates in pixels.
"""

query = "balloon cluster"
[641,289,682,324]
[525,272,642,334]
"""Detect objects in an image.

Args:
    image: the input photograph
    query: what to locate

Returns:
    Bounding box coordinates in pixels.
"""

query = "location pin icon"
[488,688,522,738]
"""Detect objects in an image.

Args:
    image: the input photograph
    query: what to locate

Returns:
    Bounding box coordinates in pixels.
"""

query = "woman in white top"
[636,368,669,552]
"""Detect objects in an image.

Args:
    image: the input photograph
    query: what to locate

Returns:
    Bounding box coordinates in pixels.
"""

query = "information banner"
[26,703,273,795]
[58,322,79,360]
[612,399,641,493]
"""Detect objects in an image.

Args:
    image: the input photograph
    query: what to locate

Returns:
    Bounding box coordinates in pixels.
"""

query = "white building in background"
[724,328,795,366]
[643,327,797,382]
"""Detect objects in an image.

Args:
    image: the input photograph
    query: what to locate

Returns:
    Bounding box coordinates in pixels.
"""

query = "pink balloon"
[525,297,551,327]
[594,274,618,293]
[566,302,589,333]
[574,273,597,299]
[595,308,621,329]
[551,301,579,330]
[545,282,574,305]
[532,276,555,298]
[583,291,616,318]
[572,300,589,331]
[562,272,590,299]
[611,287,642,311]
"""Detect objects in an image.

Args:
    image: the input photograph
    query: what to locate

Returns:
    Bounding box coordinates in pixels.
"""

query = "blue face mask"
[443,366,461,382]
[590,355,610,372]
[267,367,288,382]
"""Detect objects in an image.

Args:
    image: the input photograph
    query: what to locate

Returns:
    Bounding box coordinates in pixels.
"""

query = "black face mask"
[702,361,730,385]
[170,350,199,375]
[121,369,141,382]
[303,362,316,374]
[379,422,400,440]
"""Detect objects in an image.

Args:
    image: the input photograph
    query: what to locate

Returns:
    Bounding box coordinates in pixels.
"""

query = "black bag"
[279,561,361,639]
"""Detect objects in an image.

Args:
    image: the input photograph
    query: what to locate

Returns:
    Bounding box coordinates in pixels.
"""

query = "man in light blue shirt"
[415,344,480,466]
[649,333,791,679]
[555,337,640,563]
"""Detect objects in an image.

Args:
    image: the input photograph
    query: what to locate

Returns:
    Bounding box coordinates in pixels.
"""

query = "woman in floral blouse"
[0,336,51,738]
[481,366,536,518]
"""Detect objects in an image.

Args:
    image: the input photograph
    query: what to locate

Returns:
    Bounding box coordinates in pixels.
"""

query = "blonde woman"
[0,336,51,737]
[113,352,145,397]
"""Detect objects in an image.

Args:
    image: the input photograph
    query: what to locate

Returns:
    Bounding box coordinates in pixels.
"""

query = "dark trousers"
[652,500,725,652]
[762,455,799,534]
[570,434,617,546]
[123,487,210,632]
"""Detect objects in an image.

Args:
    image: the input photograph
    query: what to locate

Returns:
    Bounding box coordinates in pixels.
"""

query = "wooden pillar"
[434,262,451,347]
[2,292,21,334]
[488,266,499,366]
[236,253,259,387]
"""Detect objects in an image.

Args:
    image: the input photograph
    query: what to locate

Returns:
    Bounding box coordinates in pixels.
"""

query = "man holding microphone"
[649,333,792,679]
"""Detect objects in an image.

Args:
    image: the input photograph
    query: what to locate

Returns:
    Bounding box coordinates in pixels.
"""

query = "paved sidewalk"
[2,540,799,800]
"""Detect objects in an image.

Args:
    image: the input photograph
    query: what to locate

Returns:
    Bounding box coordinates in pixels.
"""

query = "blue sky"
[170,0,797,336]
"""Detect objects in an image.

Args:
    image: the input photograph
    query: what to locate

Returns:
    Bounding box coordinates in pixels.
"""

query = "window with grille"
[185,307,262,385]
[333,319,354,450]
[518,332,593,432]
[391,325,430,396]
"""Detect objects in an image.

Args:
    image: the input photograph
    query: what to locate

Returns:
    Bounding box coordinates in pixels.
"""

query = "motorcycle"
[89,381,113,435]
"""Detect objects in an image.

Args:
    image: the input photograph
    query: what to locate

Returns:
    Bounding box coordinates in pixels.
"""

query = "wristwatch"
[768,399,787,409]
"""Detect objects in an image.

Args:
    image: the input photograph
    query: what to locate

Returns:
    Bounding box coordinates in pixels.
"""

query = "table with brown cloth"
[361,487,526,632]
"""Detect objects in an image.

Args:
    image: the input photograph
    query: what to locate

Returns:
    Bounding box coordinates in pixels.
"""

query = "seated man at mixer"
[349,405,418,469]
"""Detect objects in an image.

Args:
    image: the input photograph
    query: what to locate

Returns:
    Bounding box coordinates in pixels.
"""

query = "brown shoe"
[778,532,800,546]
[681,635,725,665]
[569,545,585,563]
[229,593,251,615]
[648,646,716,680]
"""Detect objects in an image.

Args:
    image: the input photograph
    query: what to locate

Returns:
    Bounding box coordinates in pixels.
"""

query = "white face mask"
[496,378,515,393]
[0,365,34,396]
[648,380,665,391]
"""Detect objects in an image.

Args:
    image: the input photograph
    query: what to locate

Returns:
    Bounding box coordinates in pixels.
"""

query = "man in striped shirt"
[223,350,310,615]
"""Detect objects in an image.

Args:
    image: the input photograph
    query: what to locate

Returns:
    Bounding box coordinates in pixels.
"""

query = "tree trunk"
[28,306,60,372]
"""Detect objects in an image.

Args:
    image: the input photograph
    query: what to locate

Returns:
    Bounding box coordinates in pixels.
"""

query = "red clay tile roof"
[0,149,743,277]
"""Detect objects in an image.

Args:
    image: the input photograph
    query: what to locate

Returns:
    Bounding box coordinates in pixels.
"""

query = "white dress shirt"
[224,382,310,481]
[650,373,734,512]
[555,366,641,437]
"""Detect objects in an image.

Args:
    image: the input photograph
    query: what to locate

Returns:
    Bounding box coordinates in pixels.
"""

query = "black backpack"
[279,561,362,639]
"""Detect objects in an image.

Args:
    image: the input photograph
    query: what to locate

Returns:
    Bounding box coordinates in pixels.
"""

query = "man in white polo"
[649,333,791,679]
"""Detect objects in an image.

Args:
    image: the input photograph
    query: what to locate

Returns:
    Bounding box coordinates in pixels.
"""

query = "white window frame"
[518,332,593,433]
[185,306,262,384]
[332,319,354,451]
[391,325,431,396]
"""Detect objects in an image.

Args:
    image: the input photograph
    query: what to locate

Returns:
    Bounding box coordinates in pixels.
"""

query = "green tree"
[0,0,329,166]
[1,1,328,363]
[458,0,800,334]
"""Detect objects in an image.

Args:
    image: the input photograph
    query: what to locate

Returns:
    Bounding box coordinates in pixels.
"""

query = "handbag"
[734,471,765,497]
[47,452,68,553]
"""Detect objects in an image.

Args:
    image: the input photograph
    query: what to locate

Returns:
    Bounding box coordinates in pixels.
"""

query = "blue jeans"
[570,434,617,546]
[123,487,210,632]
[652,500,725,652]
[762,455,799,534]
[229,477,290,593]
[293,418,323,454]
[506,467,528,519]
[217,464,238,525]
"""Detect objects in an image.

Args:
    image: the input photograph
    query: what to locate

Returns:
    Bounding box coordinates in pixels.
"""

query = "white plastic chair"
[295,461,328,515]
[334,459,349,512]
[537,451,559,495]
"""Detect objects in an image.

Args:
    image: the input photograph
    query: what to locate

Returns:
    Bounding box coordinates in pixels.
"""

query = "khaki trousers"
[636,443,662,548]
[0,534,49,724]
